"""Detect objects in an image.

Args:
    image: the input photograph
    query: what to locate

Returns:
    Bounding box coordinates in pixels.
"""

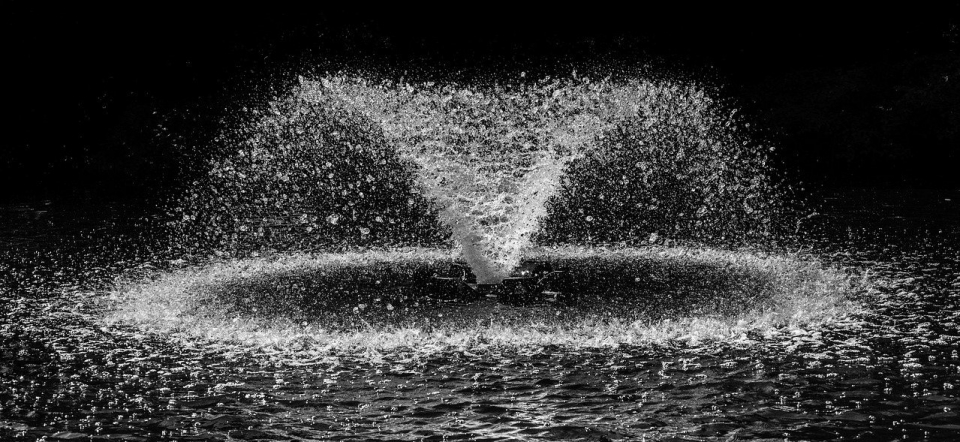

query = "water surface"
[1,189,958,440]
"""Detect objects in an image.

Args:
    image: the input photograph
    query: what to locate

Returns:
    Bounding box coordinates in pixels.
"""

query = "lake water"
[1,188,958,441]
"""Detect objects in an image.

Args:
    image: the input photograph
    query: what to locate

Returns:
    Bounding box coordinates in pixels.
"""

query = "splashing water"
[107,245,865,357]
[7,64,956,441]
[316,76,638,282]
[173,74,779,283]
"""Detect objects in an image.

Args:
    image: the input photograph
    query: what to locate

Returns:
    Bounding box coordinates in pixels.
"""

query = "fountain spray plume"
[318,76,647,282]
[171,72,783,283]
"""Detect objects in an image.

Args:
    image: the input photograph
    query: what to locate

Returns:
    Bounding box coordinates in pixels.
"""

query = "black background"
[4,4,958,203]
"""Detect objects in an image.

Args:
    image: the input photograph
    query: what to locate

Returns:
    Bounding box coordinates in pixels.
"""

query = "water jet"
[172,74,781,290]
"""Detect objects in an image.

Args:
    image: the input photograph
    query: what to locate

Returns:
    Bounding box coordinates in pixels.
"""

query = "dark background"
[3,4,958,203]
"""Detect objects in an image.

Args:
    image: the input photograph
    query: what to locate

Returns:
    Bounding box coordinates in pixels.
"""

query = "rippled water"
[1,189,958,441]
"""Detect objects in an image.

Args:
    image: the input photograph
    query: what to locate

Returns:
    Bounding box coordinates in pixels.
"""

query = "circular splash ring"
[106,246,863,357]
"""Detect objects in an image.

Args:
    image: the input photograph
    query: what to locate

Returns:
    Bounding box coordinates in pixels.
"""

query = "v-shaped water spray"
[311,76,640,282]
[174,74,781,277]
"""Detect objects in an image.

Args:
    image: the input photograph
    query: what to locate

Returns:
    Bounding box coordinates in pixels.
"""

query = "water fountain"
[16,70,950,442]
[110,72,858,353]
[171,74,782,283]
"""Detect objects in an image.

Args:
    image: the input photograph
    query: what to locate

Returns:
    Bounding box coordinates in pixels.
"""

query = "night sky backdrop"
[3,4,958,203]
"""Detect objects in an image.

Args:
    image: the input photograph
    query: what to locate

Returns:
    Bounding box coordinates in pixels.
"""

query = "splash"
[296,77,638,282]
[171,74,779,283]
[116,72,853,358]
[105,246,865,358]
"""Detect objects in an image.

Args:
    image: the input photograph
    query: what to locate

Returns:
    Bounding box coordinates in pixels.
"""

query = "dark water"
[1,189,958,441]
